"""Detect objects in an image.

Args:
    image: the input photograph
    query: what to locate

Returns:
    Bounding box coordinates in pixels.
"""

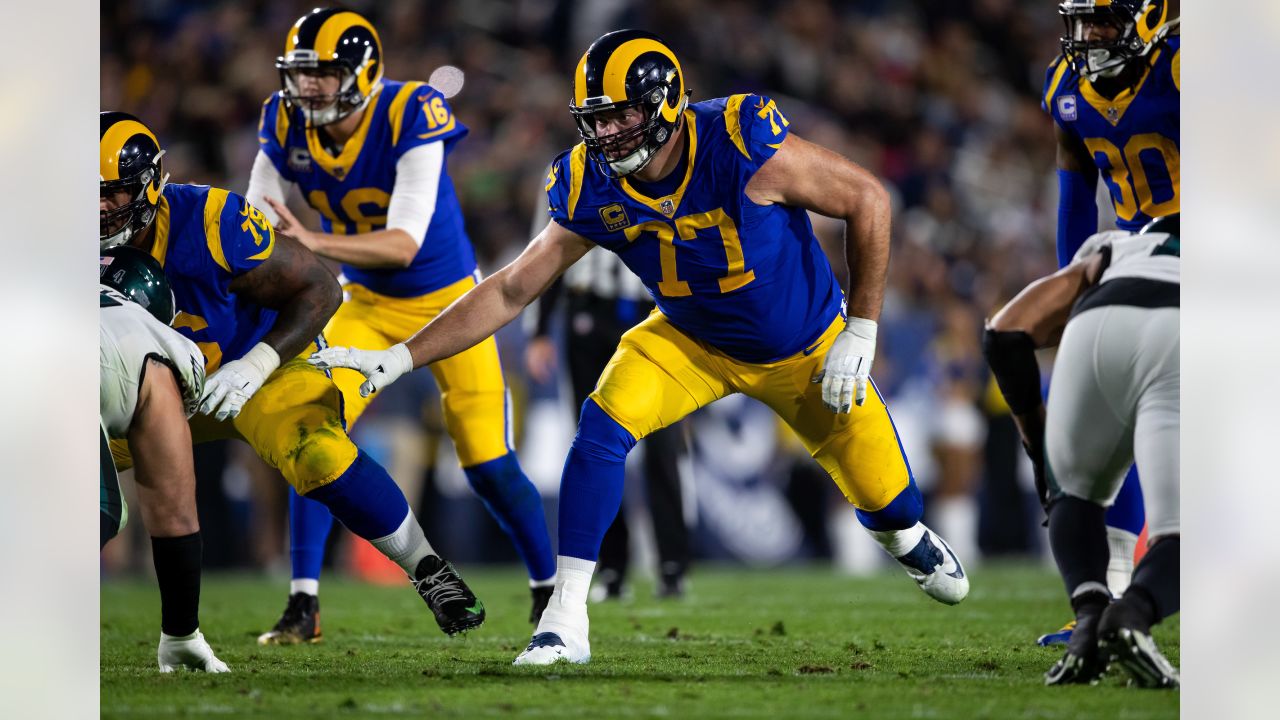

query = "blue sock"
[856,477,924,532]
[463,452,556,581]
[557,399,637,561]
[1105,465,1146,535]
[288,488,334,581]
[303,449,409,540]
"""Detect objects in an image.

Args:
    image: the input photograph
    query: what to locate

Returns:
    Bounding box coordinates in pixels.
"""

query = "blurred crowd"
[101,0,1104,578]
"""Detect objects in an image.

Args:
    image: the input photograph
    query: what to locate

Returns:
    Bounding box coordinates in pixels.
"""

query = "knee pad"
[270,407,359,494]
[855,477,923,531]
[573,399,638,464]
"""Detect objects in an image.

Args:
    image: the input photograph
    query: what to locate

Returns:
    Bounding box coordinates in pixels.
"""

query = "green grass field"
[101,563,1178,719]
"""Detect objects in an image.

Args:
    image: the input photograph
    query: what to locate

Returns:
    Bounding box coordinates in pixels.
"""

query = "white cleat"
[513,603,590,665]
[893,526,969,605]
[157,629,230,673]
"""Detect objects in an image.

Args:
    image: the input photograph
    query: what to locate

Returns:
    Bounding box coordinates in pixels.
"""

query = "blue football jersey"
[145,183,279,372]
[1044,35,1180,232]
[546,94,844,364]
[258,80,476,297]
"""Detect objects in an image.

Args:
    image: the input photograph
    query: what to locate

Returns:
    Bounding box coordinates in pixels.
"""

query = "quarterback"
[100,110,485,640]
[247,7,555,640]
[313,30,969,665]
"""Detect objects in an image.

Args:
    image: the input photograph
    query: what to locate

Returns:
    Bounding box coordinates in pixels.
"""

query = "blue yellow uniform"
[257,81,509,466]
[1044,35,1180,237]
[546,95,910,511]
[117,183,357,494]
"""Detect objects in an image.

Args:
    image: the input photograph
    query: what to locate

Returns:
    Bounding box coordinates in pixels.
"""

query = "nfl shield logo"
[1057,95,1077,121]
[660,199,675,216]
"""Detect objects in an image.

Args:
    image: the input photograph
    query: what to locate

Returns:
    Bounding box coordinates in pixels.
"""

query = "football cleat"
[530,585,554,624]
[1038,620,1077,647]
[893,527,969,605]
[158,629,230,673]
[257,592,322,645]
[411,555,485,636]
[513,632,591,666]
[1045,587,1111,686]
[1098,597,1179,688]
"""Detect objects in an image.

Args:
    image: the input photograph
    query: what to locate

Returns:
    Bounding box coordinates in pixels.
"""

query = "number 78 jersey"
[1044,35,1180,231]
[546,94,843,364]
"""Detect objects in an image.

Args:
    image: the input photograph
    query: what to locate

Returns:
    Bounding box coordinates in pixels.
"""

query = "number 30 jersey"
[257,80,476,298]
[545,94,844,364]
[1044,34,1180,232]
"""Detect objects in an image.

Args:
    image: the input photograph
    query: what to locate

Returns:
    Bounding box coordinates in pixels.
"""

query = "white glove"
[199,342,279,422]
[813,317,877,414]
[309,343,413,398]
[157,629,230,673]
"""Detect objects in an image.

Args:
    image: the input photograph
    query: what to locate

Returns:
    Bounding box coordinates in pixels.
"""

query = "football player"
[1039,0,1179,642]
[100,111,485,642]
[312,30,970,666]
[246,7,555,641]
[984,215,1180,688]
[100,245,227,673]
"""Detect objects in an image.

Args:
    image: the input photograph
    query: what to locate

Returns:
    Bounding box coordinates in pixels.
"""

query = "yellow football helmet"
[277,8,384,127]
[100,111,168,250]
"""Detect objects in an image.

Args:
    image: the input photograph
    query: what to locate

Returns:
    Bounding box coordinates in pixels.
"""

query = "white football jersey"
[100,285,206,438]
[1072,230,1180,286]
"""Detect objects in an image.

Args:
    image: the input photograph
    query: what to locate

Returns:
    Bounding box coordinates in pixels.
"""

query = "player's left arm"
[746,132,891,412]
[982,251,1106,509]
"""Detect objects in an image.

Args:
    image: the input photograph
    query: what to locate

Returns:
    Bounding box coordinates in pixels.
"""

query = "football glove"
[813,317,877,413]
[309,343,413,398]
[198,343,279,422]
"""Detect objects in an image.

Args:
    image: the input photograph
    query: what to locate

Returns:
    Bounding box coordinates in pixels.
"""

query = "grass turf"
[102,562,1178,719]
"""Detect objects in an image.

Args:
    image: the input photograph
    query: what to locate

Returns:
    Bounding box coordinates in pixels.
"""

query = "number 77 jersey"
[545,94,844,364]
[1044,35,1180,231]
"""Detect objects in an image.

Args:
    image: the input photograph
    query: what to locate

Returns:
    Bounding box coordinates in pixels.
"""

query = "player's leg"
[516,313,728,665]
[430,335,557,605]
[754,318,967,605]
[1098,310,1180,688]
[232,353,485,639]
[1041,308,1137,685]
[269,291,388,641]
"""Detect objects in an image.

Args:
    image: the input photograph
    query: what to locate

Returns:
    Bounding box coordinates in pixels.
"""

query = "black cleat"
[411,555,485,636]
[529,585,554,624]
[1045,588,1111,686]
[257,592,322,645]
[1098,597,1179,688]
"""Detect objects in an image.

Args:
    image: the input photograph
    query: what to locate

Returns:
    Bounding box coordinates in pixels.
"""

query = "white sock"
[369,511,436,574]
[553,556,596,608]
[1106,526,1138,596]
[290,578,319,596]
[866,522,926,558]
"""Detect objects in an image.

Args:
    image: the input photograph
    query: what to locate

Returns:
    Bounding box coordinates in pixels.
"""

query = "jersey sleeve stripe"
[1044,58,1069,110]
[416,115,457,140]
[202,188,232,272]
[1171,49,1180,92]
[723,94,751,159]
[274,98,290,147]
[388,81,426,147]
[567,143,588,221]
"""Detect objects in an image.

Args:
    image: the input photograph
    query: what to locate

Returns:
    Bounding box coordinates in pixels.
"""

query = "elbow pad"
[981,328,1043,416]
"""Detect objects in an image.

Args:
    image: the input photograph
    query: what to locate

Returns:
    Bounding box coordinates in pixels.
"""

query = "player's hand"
[524,336,558,385]
[309,343,414,398]
[262,196,317,251]
[199,344,279,422]
[812,317,877,414]
[158,629,230,673]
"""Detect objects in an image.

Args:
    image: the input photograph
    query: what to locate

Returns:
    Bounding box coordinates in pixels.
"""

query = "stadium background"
[100,0,1102,581]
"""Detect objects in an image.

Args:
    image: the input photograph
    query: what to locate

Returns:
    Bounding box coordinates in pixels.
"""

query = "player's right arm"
[311,220,593,395]
[1053,107,1100,268]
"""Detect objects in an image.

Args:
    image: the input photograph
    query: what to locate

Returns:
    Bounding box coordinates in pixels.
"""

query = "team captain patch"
[599,203,630,231]
[1057,95,1077,122]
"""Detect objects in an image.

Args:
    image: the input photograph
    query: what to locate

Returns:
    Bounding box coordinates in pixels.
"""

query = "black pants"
[566,292,690,582]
